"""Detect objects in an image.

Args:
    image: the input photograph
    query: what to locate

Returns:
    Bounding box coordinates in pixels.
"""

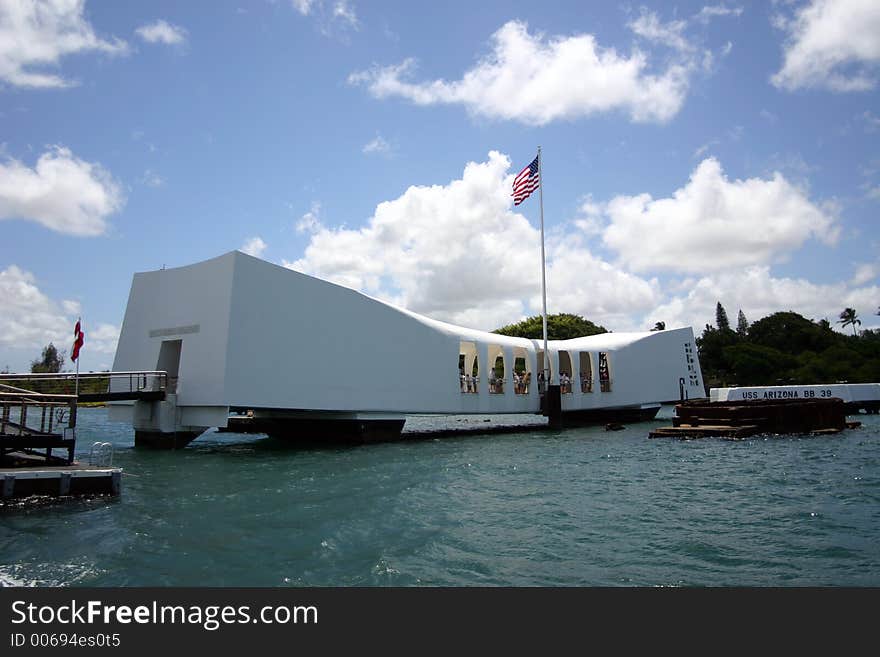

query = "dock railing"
[0,385,78,465]
[0,371,169,400]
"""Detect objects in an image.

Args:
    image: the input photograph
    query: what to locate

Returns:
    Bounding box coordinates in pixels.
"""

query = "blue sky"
[1,0,878,372]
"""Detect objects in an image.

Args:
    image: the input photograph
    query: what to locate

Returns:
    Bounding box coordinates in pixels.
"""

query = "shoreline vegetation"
[694,305,880,391]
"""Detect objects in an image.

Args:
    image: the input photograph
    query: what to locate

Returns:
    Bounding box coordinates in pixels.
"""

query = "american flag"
[512,154,540,206]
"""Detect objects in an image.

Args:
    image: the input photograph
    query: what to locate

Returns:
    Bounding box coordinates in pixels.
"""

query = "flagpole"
[537,146,549,385]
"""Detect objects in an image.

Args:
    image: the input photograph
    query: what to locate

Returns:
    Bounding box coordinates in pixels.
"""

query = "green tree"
[723,343,798,386]
[818,344,863,381]
[748,311,835,355]
[494,313,608,340]
[694,307,880,386]
[696,323,737,387]
[31,343,65,373]
[736,310,749,337]
[651,321,665,331]
[837,307,861,336]
[715,302,731,331]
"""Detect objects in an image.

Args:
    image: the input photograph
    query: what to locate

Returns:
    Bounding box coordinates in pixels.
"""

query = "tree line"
[695,303,880,389]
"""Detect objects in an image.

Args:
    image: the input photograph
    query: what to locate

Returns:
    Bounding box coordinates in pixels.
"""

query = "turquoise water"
[2,407,879,586]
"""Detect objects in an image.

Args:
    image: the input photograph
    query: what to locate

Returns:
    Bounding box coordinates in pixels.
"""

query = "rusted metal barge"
[649,397,860,440]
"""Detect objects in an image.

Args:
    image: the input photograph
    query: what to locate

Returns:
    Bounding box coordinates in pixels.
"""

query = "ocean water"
[1,406,879,587]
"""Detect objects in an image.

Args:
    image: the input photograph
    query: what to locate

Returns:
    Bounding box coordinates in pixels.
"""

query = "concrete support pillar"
[132,394,207,449]
[543,384,563,429]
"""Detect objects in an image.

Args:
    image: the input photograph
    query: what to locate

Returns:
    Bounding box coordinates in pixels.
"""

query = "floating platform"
[1,455,121,500]
[649,397,859,440]
[649,424,762,440]
[0,388,123,501]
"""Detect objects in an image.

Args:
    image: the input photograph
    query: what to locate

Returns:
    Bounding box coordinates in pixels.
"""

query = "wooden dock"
[1,381,123,500]
[649,397,857,440]
[1,387,78,465]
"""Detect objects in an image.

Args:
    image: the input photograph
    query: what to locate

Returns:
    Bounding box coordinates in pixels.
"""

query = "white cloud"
[852,263,877,285]
[0,147,124,236]
[332,1,357,28]
[0,0,128,88]
[295,201,322,233]
[648,266,880,334]
[573,196,604,236]
[291,0,357,32]
[140,169,164,187]
[241,236,267,258]
[600,158,838,273]
[362,135,391,155]
[291,0,317,15]
[86,322,121,357]
[284,152,666,332]
[0,265,119,370]
[280,151,873,338]
[0,265,72,350]
[862,110,880,131]
[545,237,661,331]
[695,4,744,24]
[349,20,693,124]
[626,7,739,73]
[692,141,718,159]
[135,20,187,46]
[765,152,816,182]
[628,11,692,52]
[286,152,544,329]
[772,0,880,92]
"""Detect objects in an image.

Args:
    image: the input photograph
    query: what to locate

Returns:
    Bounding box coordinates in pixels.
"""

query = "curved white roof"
[113,250,703,420]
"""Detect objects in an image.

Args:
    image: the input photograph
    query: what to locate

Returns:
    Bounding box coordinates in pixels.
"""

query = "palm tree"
[651,321,665,331]
[838,308,861,336]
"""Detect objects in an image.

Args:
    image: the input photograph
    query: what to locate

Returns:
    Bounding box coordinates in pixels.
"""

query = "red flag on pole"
[72,319,85,362]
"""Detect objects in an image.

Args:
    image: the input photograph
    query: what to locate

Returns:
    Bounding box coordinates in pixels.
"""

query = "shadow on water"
[191,431,442,454]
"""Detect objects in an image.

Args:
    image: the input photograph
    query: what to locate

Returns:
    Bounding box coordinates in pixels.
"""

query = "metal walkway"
[1,371,168,465]
[0,371,169,403]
